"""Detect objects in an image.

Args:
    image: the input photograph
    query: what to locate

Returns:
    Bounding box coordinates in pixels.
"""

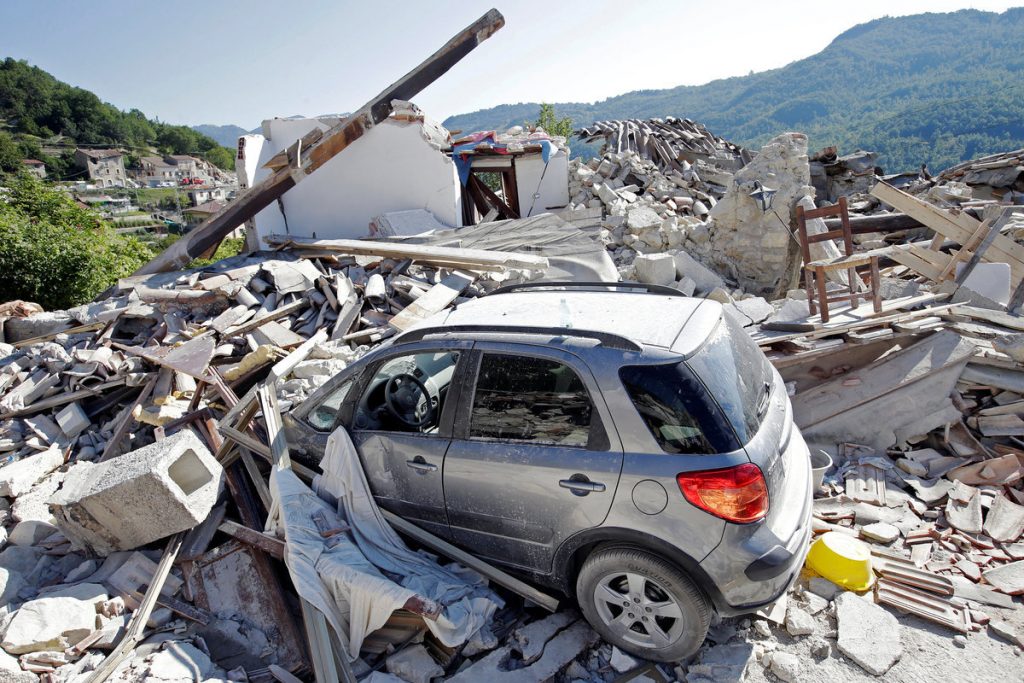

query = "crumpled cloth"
[270,426,501,658]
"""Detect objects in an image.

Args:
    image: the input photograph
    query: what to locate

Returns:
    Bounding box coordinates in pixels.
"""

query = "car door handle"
[406,457,437,473]
[559,478,606,494]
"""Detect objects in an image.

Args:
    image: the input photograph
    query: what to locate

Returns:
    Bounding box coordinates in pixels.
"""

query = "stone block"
[386,644,443,683]
[1,583,106,654]
[626,206,661,232]
[633,253,676,286]
[673,251,725,293]
[835,592,901,676]
[49,430,223,556]
[54,403,90,439]
[0,446,64,498]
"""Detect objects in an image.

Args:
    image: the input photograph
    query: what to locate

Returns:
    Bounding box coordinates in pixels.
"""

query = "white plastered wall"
[237,116,463,245]
[514,150,570,217]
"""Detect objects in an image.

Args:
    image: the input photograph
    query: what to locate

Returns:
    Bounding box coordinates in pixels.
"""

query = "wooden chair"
[796,196,882,323]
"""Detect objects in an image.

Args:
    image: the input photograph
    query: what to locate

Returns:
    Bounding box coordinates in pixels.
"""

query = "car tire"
[575,547,710,662]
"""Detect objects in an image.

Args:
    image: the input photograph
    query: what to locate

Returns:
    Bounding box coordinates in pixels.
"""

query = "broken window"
[307,378,354,431]
[469,354,592,447]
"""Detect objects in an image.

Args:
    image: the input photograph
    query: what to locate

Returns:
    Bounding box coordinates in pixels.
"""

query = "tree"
[533,103,573,139]
[0,132,22,173]
[0,173,153,309]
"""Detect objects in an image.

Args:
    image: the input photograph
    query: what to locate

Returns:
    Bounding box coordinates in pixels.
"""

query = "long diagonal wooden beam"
[135,9,505,276]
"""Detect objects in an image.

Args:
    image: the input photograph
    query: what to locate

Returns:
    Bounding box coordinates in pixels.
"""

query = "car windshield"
[685,314,770,445]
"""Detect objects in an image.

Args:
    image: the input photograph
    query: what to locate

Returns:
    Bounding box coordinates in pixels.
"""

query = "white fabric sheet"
[270,426,500,658]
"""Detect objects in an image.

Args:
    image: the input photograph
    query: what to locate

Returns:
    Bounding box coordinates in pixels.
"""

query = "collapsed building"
[1,8,1024,683]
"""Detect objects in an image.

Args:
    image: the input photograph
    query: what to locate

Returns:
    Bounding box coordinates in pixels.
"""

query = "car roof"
[409,291,721,353]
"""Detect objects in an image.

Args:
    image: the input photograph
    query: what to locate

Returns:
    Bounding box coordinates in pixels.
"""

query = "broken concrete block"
[626,206,661,232]
[673,251,724,293]
[142,641,219,680]
[733,296,773,325]
[835,592,901,676]
[633,253,676,286]
[989,620,1024,648]
[1,583,106,654]
[386,644,443,683]
[697,641,754,682]
[49,429,223,556]
[982,560,1024,595]
[674,277,697,297]
[706,287,734,304]
[807,577,841,600]
[0,446,64,498]
[861,522,900,544]
[8,520,58,547]
[770,651,800,682]
[447,621,597,683]
[785,605,814,636]
[511,611,576,664]
[0,568,26,606]
[54,403,90,439]
[609,646,638,673]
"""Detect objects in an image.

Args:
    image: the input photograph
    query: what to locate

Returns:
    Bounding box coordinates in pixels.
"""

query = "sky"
[0,1,1018,129]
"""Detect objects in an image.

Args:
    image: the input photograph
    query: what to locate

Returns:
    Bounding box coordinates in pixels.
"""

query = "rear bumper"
[698,426,814,616]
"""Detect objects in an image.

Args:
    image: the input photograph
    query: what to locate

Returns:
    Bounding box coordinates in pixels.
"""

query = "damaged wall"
[239,113,463,245]
[705,132,811,297]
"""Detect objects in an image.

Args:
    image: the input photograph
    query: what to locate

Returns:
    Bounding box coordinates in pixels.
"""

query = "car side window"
[306,379,354,432]
[470,354,593,447]
[352,351,460,434]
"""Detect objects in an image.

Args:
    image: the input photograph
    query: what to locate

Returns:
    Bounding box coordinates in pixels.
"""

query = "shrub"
[0,173,153,309]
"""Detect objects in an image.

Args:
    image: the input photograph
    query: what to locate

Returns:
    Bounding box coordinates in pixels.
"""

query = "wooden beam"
[872,181,1024,283]
[86,533,185,682]
[265,235,548,271]
[382,509,560,613]
[132,9,505,276]
[218,519,286,560]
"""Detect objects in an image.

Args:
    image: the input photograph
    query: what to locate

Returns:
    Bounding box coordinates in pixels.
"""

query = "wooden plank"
[133,9,506,276]
[382,509,559,613]
[219,519,286,559]
[388,271,475,332]
[791,330,977,428]
[86,533,184,682]
[266,236,548,272]
[872,181,1024,282]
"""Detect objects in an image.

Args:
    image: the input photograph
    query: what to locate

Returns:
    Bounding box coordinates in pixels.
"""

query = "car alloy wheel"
[592,571,685,649]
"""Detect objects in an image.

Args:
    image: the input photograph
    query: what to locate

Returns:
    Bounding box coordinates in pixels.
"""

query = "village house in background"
[236,104,570,248]
[20,159,45,178]
[74,148,126,187]
[138,154,213,188]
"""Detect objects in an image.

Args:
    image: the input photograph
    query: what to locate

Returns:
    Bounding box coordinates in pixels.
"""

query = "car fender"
[552,526,731,612]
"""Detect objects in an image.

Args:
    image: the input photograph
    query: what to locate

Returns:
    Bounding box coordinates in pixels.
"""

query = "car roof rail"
[395,324,643,352]
[486,281,680,297]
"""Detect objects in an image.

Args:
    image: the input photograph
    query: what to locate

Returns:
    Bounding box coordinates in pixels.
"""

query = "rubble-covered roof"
[576,117,751,174]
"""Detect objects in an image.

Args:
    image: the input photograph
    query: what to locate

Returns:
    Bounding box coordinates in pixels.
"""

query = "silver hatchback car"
[284,283,813,661]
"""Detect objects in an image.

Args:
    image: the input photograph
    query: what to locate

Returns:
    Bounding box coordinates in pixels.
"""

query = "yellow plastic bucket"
[805,531,875,591]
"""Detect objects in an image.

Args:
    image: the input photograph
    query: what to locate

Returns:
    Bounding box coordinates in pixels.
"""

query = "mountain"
[190,124,250,148]
[443,8,1024,173]
[0,58,235,177]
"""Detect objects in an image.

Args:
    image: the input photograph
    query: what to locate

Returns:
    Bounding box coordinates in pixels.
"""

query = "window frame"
[455,345,611,451]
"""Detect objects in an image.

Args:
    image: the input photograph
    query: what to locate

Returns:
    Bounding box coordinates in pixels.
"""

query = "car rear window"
[685,314,771,445]
[619,363,738,454]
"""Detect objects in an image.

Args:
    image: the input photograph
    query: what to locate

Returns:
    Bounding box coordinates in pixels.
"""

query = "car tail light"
[676,463,768,523]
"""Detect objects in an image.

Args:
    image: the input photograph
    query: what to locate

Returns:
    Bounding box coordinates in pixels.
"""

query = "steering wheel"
[384,373,435,428]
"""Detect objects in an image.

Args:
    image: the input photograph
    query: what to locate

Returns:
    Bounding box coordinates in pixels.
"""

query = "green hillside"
[0,58,235,178]
[443,8,1024,173]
